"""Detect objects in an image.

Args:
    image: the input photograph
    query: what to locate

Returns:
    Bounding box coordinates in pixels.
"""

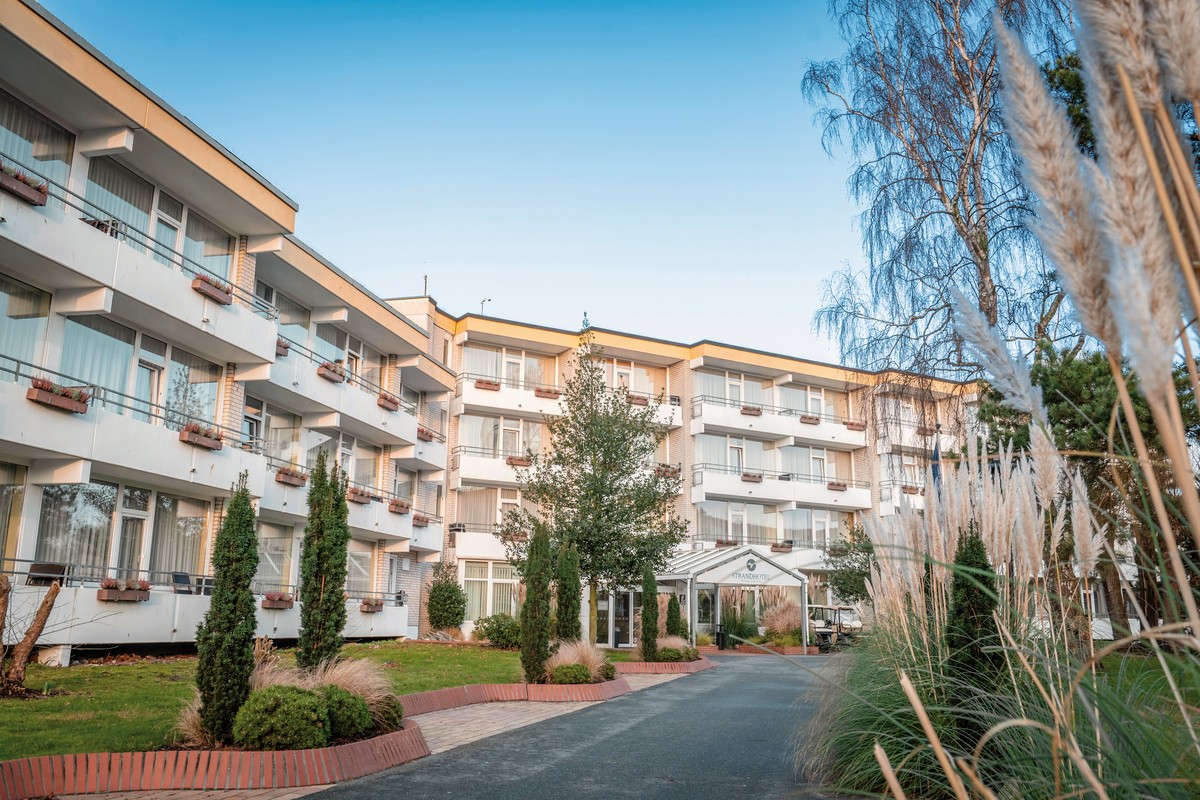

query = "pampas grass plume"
[1146,0,1200,100]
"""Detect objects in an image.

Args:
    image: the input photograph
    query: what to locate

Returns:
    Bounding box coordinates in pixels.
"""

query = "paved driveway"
[312,655,838,800]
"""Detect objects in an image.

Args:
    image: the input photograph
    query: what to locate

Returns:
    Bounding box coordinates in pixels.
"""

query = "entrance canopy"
[659,545,809,646]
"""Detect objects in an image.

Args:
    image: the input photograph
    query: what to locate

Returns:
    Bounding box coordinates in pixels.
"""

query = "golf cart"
[809,605,862,651]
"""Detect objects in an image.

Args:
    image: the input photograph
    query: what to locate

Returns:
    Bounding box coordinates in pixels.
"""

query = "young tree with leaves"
[297,451,351,669]
[195,472,259,743]
[824,526,876,606]
[499,327,688,639]
[519,521,553,682]
[555,540,582,640]
[640,564,659,662]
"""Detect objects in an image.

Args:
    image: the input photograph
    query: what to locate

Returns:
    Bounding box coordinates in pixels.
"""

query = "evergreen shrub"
[232,686,329,750]
[550,664,593,684]
[320,685,372,741]
[474,613,521,648]
[428,561,468,630]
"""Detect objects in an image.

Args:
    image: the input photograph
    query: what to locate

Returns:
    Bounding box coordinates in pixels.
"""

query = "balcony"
[450,445,526,489]
[0,354,265,497]
[449,523,509,560]
[456,373,565,421]
[689,464,872,512]
[690,396,866,450]
[0,151,278,364]
[393,424,447,472]
[690,531,843,557]
[875,421,957,455]
[878,480,927,516]
[239,338,418,447]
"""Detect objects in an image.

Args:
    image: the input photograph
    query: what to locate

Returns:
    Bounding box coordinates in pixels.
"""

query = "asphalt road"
[312,655,842,800]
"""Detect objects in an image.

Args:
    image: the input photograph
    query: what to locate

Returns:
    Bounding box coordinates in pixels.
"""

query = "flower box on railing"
[627,395,649,406]
[276,338,290,358]
[0,169,48,206]
[770,543,794,553]
[377,391,401,412]
[798,414,821,425]
[261,594,294,610]
[412,514,431,528]
[740,405,763,417]
[26,378,90,414]
[191,275,233,305]
[844,420,867,432]
[389,498,412,515]
[179,423,223,451]
[506,455,532,467]
[741,472,763,483]
[417,426,436,442]
[654,465,680,478]
[96,578,150,603]
[359,598,384,613]
[275,467,307,487]
[715,539,738,547]
[901,484,920,495]
[347,487,373,505]
[533,387,561,399]
[474,378,501,391]
[317,362,347,383]
[827,481,848,492]
[916,425,937,437]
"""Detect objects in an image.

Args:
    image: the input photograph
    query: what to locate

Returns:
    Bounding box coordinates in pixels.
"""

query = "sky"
[40,0,864,362]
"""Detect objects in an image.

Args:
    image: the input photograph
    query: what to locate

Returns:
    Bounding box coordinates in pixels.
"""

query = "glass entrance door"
[613,592,633,647]
[116,516,145,579]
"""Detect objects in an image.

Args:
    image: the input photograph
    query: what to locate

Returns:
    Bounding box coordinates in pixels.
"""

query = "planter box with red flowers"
[901,484,920,495]
[827,481,848,492]
[844,420,867,432]
[360,597,385,613]
[505,455,532,467]
[261,593,294,610]
[317,362,347,383]
[412,514,431,528]
[533,387,561,399]
[347,487,373,505]
[798,414,821,425]
[654,465,680,478]
[97,578,150,603]
[27,377,91,414]
[191,274,233,305]
[179,422,223,451]
[770,543,794,553]
[715,539,738,547]
[740,405,763,417]
[389,498,412,515]
[0,166,48,206]
[275,466,307,487]
[377,391,401,412]
[626,394,649,406]
[474,378,501,391]
[417,426,436,442]
[276,338,290,358]
[741,472,763,483]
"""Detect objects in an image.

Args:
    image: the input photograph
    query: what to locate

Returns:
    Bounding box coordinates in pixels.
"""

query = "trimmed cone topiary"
[555,540,582,641]
[232,686,330,750]
[428,561,467,630]
[520,521,553,683]
[640,564,658,662]
[297,452,350,669]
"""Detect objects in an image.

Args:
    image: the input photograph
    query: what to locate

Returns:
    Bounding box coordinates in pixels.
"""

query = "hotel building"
[0,1,974,658]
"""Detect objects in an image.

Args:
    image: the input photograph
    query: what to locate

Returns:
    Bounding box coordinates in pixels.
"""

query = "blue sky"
[41,0,863,361]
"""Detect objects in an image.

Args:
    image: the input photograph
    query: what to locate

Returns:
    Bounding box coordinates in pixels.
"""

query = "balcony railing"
[458,371,563,394]
[1,352,262,452]
[691,532,840,551]
[0,556,297,596]
[690,462,869,488]
[691,395,863,427]
[277,335,419,415]
[0,150,277,319]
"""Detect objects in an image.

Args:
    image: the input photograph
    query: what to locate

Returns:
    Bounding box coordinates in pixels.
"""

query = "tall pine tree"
[555,540,582,640]
[297,451,351,669]
[520,521,552,683]
[640,564,659,662]
[195,472,259,743]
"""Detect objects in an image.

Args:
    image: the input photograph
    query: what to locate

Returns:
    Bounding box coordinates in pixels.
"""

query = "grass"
[0,642,522,760]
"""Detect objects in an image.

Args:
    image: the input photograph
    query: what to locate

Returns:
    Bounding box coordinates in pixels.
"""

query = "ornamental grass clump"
[544,639,610,681]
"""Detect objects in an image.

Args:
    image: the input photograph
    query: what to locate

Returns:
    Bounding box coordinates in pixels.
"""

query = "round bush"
[601,662,617,681]
[551,663,593,684]
[232,686,329,750]
[656,647,685,663]
[474,613,521,648]
[375,695,405,732]
[428,575,468,630]
[320,685,372,742]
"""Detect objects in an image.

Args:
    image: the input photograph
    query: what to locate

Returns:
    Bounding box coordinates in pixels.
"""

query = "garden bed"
[614,657,716,674]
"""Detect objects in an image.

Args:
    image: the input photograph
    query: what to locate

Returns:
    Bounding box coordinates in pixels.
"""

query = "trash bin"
[715,624,727,651]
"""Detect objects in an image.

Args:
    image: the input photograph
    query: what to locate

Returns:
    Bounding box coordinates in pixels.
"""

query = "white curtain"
[61,315,135,395]
[266,405,302,465]
[0,272,49,367]
[183,210,233,280]
[84,156,152,241]
[276,292,310,345]
[460,415,499,452]
[254,522,293,593]
[148,493,208,579]
[463,561,487,620]
[0,87,73,187]
[165,348,220,428]
[695,501,727,540]
[0,461,26,561]
[523,353,549,387]
[462,345,500,377]
[345,551,372,595]
[695,434,726,467]
[34,482,117,570]
[457,486,497,525]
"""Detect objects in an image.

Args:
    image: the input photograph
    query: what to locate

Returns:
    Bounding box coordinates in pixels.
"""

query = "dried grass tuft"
[249,657,397,727]
[175,690,214,748]
[545,639,608,681]
[761,602,805,637]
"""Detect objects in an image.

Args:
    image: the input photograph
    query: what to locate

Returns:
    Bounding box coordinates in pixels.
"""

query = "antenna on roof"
[581,312,590,330]
[423,274,428,296]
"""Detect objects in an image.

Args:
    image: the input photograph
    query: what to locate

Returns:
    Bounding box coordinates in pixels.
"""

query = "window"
[265,405,302,465]
[0,462,25,562]
[148,493,209,579]
[490,562,518,617]
[165,348,221,429]
[346,550,372,595]
[695,500,775,544]
[463,561,488,621]
[696,369,765,405]
[0,87,73,189]
[462,560,517,621]
[0,271,50,366]
[394,467,416,500]
[61,315,137,396]
[462,344,501,378]
[183,211,234,280]
[85,157,153,246]
[243,397,264,443]
[463,344,554,388]
[254,522,293,593]
[34,482,118,570]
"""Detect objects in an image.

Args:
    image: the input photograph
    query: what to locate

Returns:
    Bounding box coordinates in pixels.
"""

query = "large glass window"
[34,482,118,570]
[460,415,500,453]
[148,493,208,579]
[456,485,498,526]
[84,157,153,244]
[255,522,293,592]
[0,462,27,562]
[464,561,488,622]
[182,211,234,280]
[165,348,221,428]
[60,315,136,395]
[0,272,49,367]
[0,87,73,189]
[462,345,500,378]
[274,291,310,345]
[346,550,372,595]
[314,324,348,365]
[265,405,303,465]
[354,439,381,487]
[491,563,518,616]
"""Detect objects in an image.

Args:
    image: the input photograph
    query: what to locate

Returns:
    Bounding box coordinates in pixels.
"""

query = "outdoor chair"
[171,573,193,594]
[25,562,66,586]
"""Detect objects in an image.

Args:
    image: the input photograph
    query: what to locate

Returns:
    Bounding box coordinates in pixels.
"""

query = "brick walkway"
[62,674,683,800]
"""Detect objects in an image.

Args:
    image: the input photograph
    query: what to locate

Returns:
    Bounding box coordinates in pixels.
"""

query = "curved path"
[312,655,836,800]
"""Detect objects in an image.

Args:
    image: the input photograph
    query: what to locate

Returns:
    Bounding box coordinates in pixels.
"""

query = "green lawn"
[0,642,523,760]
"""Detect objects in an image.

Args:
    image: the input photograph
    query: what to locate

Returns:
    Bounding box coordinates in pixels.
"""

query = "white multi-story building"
[0,1,452,662]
